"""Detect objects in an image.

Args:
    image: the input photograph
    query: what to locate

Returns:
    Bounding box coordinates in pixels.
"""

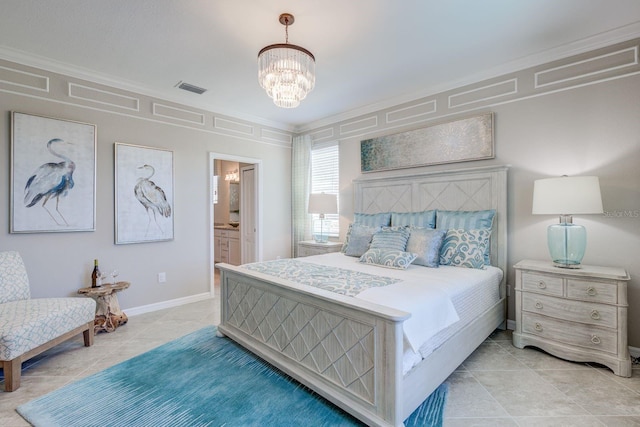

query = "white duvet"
[299,252,502,353]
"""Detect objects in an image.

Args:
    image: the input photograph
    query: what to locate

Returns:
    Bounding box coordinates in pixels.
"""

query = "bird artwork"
[24,138,76,226]
[134,164,171,237]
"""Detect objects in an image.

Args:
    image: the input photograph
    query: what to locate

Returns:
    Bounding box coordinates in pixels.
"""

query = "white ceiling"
[1,1,639,132]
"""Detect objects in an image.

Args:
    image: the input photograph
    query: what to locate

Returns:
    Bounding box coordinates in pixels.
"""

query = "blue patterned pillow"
[391,211,436,229]
[370,226,410,251]
[354,212,391,227]
[440,229,490,269]
[406,228,446,268]
[436,210,495,264]
[344,224,380,257]
[359,248,417,270]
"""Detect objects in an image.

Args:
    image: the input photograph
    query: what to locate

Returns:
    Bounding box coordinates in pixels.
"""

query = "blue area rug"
[17,327,447,426]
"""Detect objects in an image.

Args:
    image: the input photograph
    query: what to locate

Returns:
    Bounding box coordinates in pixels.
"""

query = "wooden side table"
[78,281,130,334]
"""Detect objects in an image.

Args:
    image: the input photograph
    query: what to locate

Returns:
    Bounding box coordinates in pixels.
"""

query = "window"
[310,141,339,237]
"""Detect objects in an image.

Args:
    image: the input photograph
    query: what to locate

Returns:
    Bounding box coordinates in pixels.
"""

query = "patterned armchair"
[0,251,96,391]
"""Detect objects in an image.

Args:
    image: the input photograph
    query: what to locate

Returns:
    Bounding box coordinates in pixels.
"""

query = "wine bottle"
[91,259,101,288]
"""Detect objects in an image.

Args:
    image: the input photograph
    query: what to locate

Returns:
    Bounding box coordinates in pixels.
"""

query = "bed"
[216,165,508,427]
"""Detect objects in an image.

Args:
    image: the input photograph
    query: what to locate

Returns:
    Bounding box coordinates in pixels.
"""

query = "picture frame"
[360,113,494,172]
[11,112,97,233]
[114,142,174,244]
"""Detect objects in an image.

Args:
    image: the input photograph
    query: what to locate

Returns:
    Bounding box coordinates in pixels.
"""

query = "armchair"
[0,251,96,391]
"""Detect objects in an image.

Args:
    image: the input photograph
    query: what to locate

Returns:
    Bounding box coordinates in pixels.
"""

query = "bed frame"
[216,165,508,427]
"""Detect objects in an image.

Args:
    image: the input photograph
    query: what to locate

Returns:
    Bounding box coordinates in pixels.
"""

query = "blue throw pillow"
[391,211,436,229]
[354,212,392,227]
[343,224,380,257]
[359,248,417,270]
[370,226,411,251]
[436,210,495,265]
[406,228,446,268]
[439,229,491,269]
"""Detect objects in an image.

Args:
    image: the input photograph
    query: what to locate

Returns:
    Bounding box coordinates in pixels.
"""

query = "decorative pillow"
[353,212,391,227]
[391,211,436,229]
[369,226,411,251]
[436,210,495,264]
[343,224,380,257]
[406,228,446,268]
[439,229,491,269]
[359,248,417,270]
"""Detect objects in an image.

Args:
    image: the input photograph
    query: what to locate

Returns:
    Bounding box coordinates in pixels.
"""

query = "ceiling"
[1,1,639,132]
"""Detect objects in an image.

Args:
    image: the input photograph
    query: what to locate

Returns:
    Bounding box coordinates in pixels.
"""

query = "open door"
[240,164,258,264]
[209,153,262,296]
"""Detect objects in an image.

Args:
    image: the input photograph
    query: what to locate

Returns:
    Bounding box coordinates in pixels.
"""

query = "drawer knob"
[535,301,543,309]
[591,335,601,345]
[537,281,547,289]
[586,286,597,296]
[590,310,601,320]
[534,322,543,332]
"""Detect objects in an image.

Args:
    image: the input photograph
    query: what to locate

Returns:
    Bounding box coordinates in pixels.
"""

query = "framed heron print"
[115,142,174,244]
[11,112,96,233]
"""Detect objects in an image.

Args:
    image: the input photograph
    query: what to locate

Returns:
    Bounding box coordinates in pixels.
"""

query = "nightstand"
[297,240,343,257]
[513,259,631,377]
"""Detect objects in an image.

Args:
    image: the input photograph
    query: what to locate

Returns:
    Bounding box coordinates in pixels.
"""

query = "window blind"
[310,142,339,237]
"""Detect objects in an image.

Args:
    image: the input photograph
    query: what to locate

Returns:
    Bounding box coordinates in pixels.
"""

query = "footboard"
[216,263,410,427]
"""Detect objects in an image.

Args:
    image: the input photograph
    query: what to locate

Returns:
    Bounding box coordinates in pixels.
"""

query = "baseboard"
[125,292,212,317]
[507,319,639,363]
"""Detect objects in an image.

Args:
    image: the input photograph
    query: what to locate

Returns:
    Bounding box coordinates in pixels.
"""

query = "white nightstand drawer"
[522,312,617,354]
[521,272,563,296]
[522,293,616,328]
[567,279,617,304]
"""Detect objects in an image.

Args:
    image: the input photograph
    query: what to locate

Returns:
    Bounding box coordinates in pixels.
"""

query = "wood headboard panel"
[353,165,509,285]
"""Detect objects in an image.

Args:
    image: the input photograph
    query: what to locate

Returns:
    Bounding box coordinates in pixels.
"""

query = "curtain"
[291,134,312,257]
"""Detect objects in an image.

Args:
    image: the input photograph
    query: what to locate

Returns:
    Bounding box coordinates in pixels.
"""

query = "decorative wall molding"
[69,83,139,111]
[448,79,518,109]
[260,128,292,146]
[534,46,638,88]
[307,37,640,142]
[339,115,378,135]
[153,102,205,125]
[386,100,437,123]
[309,127,334,142]
[0,57,292,148]
[214,117,254,135]
[0,65,49,92]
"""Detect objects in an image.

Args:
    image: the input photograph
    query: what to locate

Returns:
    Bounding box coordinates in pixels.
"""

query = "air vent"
[176,81,207,95]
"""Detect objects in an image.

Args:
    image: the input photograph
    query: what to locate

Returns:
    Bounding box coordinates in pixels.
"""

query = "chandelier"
[258,13,315,108]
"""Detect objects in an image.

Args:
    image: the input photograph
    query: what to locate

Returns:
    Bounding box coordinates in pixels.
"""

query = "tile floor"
[1,294,639,426]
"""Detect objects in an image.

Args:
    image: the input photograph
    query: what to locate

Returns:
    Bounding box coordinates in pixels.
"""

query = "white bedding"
[298,252,503,355]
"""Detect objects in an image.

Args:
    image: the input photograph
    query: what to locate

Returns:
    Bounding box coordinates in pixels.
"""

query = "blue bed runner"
[242,259,400,297]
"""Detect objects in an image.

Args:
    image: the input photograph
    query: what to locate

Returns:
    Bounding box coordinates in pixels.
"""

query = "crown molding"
[295,22,640,134]
[0,46,295,133]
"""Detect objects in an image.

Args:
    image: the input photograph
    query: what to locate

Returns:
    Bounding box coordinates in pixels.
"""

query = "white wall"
[0,60,292,311]
[306,38,640,348]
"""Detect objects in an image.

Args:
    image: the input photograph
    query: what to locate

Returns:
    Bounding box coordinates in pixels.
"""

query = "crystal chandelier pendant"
[258,14,315,108]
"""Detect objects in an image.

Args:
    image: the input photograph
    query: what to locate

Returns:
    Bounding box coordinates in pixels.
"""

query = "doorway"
[209,153,262,295]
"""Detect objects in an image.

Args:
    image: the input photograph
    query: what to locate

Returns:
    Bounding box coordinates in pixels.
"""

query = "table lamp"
[308,193,338,243]
[532,175,603,268]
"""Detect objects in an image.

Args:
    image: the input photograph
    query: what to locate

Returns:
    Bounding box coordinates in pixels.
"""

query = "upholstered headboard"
[353,165,509,286]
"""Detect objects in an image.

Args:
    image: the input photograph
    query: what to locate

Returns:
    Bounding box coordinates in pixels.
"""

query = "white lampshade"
[532,176,603,215]
[308,193,338,215]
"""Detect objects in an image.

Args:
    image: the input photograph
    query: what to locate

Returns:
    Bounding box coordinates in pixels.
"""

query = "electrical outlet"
[158,272,166,283]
